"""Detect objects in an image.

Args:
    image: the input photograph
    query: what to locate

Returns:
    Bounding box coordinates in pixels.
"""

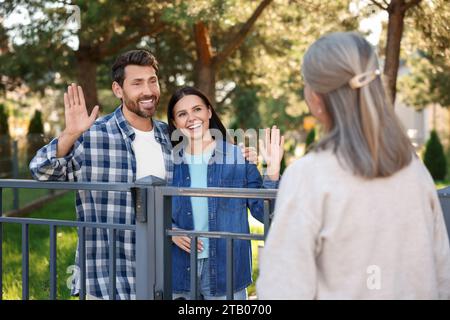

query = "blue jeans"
[172,258,247,300]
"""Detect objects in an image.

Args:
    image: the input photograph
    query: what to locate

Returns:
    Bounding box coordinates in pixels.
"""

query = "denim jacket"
[171,140,278,295]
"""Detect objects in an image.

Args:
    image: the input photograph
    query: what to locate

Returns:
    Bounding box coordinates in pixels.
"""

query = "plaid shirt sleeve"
[29,135,84,182]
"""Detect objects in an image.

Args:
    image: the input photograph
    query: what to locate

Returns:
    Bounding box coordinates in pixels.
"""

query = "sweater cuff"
[48,137,75,167]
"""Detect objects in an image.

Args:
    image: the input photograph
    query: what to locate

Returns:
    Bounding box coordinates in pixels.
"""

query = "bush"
[423,130,447,181]
[28,110,44,134]
[0,103,9,135]
[304,127,316,155]
[0,104,12,177]
[27,110,46,165]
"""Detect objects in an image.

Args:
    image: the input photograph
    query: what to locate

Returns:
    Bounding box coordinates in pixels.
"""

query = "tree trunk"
[380,0,422,106]
[75,50,99,115]
[194,61,216,105]
[384,0,405,106]
[192,0,273,107]
[193,22,216,103]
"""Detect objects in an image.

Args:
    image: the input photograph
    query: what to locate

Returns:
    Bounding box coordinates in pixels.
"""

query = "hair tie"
[349,69,381,89]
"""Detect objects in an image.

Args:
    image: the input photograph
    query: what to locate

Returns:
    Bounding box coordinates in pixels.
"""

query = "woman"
[257,32,450,299]
[167,86,284,300]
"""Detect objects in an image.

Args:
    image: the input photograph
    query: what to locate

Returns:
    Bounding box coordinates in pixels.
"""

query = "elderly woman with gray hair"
[256,32,450,300]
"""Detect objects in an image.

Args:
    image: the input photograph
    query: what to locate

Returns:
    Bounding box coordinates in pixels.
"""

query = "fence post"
[154,187,172,300]
[12,140,19,210]
[0,187,3,300]
[438,187,450,241]
[134,175,166,300]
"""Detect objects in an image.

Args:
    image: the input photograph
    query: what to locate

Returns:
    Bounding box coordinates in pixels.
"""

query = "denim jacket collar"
[173,138,233,163]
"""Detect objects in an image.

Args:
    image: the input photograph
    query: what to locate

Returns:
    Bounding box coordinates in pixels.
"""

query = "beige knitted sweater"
[257,150,450,299]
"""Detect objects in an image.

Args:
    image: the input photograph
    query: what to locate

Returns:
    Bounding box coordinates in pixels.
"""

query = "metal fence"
[437,187,450,240]
[0,178,276,300]
[1,178,450,300]
[152,186,276,300]
[0,135,54,212]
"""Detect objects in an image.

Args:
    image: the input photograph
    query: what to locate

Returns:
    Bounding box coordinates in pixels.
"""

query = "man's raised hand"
[63,83,99,137]
[56,84,99,158]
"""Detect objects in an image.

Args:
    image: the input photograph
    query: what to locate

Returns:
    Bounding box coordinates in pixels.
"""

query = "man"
[30,50,256,300]
[30,50,171,299]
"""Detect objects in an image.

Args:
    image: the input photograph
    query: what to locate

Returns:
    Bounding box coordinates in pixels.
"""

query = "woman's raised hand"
[259,126,285,180]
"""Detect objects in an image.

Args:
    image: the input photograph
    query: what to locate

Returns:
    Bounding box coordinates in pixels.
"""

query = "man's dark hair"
[111,50,159,87]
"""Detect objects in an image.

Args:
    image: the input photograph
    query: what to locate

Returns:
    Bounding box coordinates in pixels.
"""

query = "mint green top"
[184,148,214,259]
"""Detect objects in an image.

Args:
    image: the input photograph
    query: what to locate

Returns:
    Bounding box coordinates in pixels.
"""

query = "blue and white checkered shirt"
[29,106,173,299]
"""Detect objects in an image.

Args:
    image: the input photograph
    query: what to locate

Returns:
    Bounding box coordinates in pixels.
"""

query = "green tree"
[0,103,9,135]
[368,0,422,104]
[28,110,44,135]
[27,110,45,165]
[399,0,450,108]
[229,85,261,130]
[304,127,316,154]
[0,103,11,177]
[1,0,358,114]
[423,130,447,181]
[1,0,168,112]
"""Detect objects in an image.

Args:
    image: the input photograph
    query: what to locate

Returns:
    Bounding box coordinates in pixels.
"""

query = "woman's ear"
[112,82,123,99]
[311,90,325,109]
[208,107,212,119]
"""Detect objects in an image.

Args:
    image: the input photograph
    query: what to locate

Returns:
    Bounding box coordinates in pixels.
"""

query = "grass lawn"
[2,192,78,300]
[2,188,53,213]
[249,222,264,299]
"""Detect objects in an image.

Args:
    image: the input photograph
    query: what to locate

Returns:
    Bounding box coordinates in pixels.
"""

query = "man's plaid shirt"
[29,106,173,299]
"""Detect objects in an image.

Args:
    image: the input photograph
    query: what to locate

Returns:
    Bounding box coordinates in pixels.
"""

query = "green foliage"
[305,128,315,147]
[1,0,358,105]
[28,110,44,135]
[0,0,167,92]
[424,130,447,181]
[229,85,261,130]
[400,0,450,108]
[0,103,12,178]
[304,128,316,154]
[27,110,46,166]
[0,103,9,135]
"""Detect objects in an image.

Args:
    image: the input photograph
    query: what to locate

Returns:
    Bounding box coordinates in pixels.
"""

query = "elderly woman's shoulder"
[284,149,338,176]
[291,149,336,167]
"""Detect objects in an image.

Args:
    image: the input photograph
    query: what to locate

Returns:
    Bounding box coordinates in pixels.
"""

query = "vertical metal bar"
[0,187,3,301]
[49,224,57,300]
[22,223,29,300]
[108,228,116,300]
[190,236,198,300]
[135,187,155,300]
[78,226,86,300]
[163,195,173,300]
[154,189,172,300]
[263,200,270,239]
[226,238,234,300]
[12,140,19,210]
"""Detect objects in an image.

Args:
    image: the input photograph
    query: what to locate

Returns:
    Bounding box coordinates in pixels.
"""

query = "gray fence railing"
[437,187,450,240]
[1,137,55,212]
[1,179,449,300]
[0,178,277,300]
[152,186,277,300]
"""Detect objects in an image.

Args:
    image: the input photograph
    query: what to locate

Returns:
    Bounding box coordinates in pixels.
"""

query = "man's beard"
[122,92,159,119]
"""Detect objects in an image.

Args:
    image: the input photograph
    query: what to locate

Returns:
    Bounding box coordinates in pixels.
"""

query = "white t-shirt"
[131,127,166,180]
